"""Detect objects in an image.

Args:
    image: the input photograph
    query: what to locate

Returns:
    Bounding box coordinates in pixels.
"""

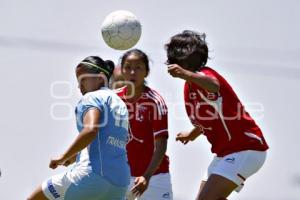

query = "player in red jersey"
[115,49,173,200]
[165,30,269,200]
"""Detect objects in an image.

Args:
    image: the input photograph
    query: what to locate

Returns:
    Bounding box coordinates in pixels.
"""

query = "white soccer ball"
[101,10,142,50]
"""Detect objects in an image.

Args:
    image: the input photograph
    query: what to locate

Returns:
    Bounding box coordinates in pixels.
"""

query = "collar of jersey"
[122,86,148,104]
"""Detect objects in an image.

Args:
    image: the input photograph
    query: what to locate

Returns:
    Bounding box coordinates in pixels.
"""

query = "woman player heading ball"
[165,30,268,200]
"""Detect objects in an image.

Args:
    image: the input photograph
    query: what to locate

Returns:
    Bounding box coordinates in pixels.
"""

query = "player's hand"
[49,155,66,169]
[131,176,149,197]
[167,64,190,80]
[176,131,196,145]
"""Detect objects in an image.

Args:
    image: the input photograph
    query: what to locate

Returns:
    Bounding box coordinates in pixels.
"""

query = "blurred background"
[0,0,299,199]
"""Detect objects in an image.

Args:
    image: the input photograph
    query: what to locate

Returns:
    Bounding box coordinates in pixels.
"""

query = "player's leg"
[200,180,206,191]
[196,156,221,199]
[27,185,49,200]
[197,180,230,200]
[197,150,267,200]
[196,174,237,200]
[195,180,206,198]
[37,169,88,200]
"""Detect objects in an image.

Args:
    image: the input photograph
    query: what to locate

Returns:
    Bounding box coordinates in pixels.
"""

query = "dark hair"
[165,30,209,71]
[77,56,115,80]
[120,49,150,74]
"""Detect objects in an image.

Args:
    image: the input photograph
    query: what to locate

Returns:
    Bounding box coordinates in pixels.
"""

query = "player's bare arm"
[131,137,167,197]
[167,64,220,93]
[49,108,100,169]
[63,155,77,167]
[176,126,203,145]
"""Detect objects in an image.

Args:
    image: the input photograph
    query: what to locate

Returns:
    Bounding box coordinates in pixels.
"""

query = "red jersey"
[116,86,170,176]
[184,67,268,157]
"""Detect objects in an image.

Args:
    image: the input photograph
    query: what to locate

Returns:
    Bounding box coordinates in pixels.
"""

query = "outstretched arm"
[49,108,100,169]
[168,64,220,93]
[176,126,203,145]
[131,137,167,197]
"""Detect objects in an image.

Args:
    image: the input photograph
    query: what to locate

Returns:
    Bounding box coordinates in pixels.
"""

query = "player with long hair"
[115,49,173,200]
[28,56,130,200]
[165,30,269,200]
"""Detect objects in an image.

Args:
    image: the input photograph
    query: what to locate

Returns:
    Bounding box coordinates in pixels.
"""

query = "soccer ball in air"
[101,10,142,50]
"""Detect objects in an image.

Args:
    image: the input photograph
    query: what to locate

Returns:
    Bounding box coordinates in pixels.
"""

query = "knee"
[197,191,224,200]
[27,193,37,200]
[197,197,225,200]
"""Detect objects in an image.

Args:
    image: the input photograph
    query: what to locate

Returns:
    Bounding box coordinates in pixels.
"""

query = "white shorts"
[203,150,267,192]
[126,173,173,200]
[42,167,127,200]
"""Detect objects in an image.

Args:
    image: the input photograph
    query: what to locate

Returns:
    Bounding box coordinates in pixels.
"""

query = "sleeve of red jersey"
[149,91,169,139]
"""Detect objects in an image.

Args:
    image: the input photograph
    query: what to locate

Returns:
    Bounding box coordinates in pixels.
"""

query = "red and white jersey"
[184,67,269,157]
[116,86,170,176]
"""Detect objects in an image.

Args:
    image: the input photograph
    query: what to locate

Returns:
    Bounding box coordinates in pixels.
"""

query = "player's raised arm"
[165,30,220,93]
[168,63,220,93]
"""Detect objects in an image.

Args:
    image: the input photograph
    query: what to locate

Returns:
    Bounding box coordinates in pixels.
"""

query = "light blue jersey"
[74,87,130,187]
[42,87,130,200]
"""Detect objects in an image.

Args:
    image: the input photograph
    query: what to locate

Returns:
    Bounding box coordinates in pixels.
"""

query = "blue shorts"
[42,168,127,200]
